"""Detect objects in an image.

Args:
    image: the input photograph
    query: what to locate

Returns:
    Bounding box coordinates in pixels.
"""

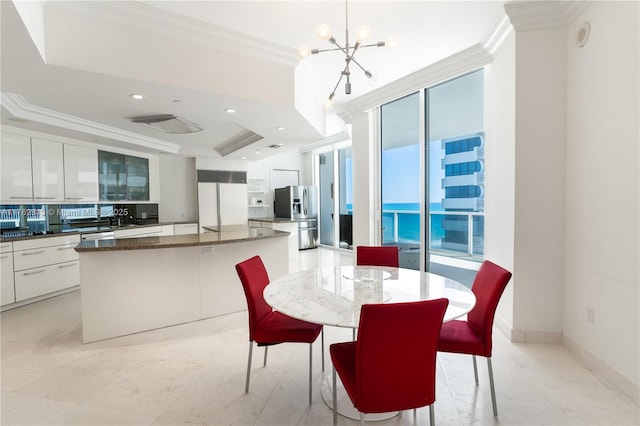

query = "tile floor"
[1,247,638,425]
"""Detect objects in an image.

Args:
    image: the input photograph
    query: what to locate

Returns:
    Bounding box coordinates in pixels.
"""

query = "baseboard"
[563,335,640,405]
[494,315,563,344]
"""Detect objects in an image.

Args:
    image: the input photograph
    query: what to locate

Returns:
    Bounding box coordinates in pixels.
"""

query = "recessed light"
[241,156,247,160]
[225,108,237,114]
[129,94,145,100]
[276,126,285,131]
[255,149,260,154]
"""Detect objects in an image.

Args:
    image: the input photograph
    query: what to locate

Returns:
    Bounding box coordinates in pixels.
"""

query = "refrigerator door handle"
[303,187,308,217]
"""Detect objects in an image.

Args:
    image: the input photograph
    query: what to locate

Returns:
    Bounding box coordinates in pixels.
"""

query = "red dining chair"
[437,260,512,417]
[235,255,324,405]
[356,245,400,267]
[330,298,449,425]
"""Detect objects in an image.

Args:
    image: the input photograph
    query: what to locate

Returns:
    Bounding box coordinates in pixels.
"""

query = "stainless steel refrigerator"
[274,186,318,249]
[197,182,248,233]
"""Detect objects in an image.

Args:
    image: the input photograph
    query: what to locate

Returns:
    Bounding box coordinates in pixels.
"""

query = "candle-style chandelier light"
[298,0,398,110]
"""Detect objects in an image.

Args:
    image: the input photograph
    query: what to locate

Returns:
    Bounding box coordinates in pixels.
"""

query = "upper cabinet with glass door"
[98,151,149,201]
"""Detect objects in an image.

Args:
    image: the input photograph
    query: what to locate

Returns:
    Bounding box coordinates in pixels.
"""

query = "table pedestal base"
[320,374,398,421]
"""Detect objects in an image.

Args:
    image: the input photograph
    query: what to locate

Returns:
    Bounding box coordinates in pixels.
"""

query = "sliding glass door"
[380,92,423,269]
[379,70,485,271]
[317,146,353,250]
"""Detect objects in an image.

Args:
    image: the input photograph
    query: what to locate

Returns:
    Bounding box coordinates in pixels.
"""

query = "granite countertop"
[250,217,317,223]
[0,222,192,242]
[74,227,289,252]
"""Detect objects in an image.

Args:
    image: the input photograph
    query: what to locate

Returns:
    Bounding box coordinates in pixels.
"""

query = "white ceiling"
[0,0,505,162]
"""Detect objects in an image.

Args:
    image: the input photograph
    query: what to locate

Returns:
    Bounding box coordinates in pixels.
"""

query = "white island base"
[78,234,288,343]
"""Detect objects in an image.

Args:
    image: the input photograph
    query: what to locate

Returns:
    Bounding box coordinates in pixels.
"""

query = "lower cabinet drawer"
[13,244,79,271]
[14,260,80,302]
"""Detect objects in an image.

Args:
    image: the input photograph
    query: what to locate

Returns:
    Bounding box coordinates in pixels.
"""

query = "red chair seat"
[437,320,486,356]
[328,341,357,405]
[254,311,322,344]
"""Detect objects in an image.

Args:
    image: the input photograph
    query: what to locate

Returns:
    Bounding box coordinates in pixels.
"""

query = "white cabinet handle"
[57,246,75,250]
[66,197,84,200]
[10,196,32,200]
[58,263,77,269]
[0,255,9,259]
[35,196,56,200]
[0,244,10,249]
[21,250,45,256]
[23,269,46,276]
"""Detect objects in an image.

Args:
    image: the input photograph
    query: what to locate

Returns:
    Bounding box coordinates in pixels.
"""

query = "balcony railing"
[382,208,484,258]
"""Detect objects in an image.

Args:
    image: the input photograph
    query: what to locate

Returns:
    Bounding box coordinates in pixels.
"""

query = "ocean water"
[346,203,444,244]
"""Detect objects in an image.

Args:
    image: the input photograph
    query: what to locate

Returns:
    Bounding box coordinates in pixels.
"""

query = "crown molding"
[343,44,493,115]
[1,93,180,153]
[505,1,592,31]
[46,1,299,68]
[482,8,514,54]
[300,130,351,153]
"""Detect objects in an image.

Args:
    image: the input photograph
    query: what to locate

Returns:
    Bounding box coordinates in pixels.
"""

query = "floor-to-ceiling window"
[379,70,485,271]
[380,92,422,269]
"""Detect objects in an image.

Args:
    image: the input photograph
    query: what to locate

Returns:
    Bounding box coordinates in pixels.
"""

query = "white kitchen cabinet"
[174,223,198,235]
[14,260,79,302]
[113,226,162,239]
[13,234,80,303]
[64,144,98,202]
[1,242,15,306]
[1,133,33,202]
[31,138,65,202]
[250,220,298,259]
[160,225,174,236]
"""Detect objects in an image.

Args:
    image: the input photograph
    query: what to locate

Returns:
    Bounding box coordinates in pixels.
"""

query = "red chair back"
[468,260,512,356]
[356,245,400,268]
[355,298,449,413]
[235,256,272,341]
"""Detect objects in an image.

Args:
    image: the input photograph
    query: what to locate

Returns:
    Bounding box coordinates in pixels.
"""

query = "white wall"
[563,1,639,398]
[158,154,197,222]
[484,30,516,333]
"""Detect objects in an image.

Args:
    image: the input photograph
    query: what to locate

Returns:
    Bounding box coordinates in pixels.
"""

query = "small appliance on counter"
[274,186,318,250]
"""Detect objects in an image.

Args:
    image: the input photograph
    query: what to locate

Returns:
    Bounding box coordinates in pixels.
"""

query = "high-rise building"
[440,133,484,254]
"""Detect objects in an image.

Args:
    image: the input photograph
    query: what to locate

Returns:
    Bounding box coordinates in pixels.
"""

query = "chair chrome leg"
[321,329,325,372]
[487,357,498,417]
[263,346,268,367]
[309,343,313,405]
[472,355,479,385]
[429,404,435,426]
[352,328,356,340]
[360,412,365,426]
[332,367,338,425]
[245,341,253,394]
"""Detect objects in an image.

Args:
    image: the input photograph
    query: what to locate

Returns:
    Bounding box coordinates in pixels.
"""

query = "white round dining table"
[263,265,476,328]
[263,265,476,422]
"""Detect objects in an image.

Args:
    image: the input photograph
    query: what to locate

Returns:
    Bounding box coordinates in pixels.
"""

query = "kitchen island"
[75,228,289,343]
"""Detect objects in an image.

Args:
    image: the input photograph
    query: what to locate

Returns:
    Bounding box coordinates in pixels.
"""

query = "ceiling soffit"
[2,93,180,153]
[42,1,297,107]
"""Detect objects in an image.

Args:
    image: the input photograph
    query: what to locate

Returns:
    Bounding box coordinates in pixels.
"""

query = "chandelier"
[298,0,398,110]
